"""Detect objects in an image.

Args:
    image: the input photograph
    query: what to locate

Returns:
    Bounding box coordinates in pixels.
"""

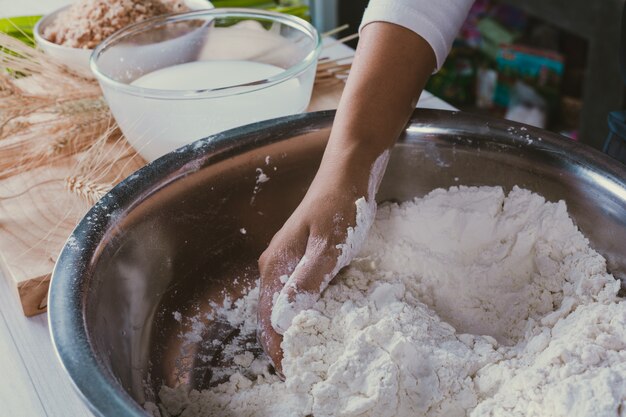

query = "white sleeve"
[359,0,474,70]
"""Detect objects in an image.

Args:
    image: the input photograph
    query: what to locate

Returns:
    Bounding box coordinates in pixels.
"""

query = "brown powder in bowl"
[43,0,189,49]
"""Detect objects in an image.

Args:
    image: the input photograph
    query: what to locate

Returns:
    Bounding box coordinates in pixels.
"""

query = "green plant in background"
[212,0,309,20]
[0,15,40,46]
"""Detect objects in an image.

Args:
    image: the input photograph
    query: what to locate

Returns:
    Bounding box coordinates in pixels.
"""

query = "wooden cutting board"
[0,82,344,316]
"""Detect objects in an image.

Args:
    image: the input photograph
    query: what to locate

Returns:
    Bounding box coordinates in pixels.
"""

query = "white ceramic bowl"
[91,9,321,162]
[33,6,93,77]
[33,0,214,77]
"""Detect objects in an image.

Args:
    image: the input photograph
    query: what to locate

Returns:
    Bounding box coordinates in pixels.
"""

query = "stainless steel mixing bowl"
[49,110,626,417]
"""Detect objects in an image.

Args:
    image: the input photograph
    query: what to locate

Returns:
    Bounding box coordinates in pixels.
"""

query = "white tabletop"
[0,2,455,416]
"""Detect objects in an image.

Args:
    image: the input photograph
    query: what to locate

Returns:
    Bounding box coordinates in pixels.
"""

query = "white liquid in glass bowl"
[104,60,308,161]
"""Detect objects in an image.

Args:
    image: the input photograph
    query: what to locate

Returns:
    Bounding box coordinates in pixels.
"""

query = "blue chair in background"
[605,111,626,164]
[604,3,626,164]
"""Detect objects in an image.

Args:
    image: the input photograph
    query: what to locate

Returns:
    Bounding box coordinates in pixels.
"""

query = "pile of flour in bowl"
[148,186,626,417]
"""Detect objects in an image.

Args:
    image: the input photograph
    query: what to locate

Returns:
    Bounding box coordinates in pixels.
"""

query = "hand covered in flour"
[256,22,437,373]
[257,148,388,374]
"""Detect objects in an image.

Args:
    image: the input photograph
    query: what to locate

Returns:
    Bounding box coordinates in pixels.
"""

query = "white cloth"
[360,0,474,70]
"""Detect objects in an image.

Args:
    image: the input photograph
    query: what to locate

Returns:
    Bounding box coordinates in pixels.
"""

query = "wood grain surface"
[0,81,345,316]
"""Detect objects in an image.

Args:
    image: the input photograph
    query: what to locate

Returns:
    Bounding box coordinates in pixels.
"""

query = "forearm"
[322,21,436,169]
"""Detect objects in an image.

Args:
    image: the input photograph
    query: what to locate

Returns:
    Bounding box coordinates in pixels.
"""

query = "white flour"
[149,186,625,417]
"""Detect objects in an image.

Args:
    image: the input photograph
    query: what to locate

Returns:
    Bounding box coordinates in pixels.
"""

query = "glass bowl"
[91,8,321,161]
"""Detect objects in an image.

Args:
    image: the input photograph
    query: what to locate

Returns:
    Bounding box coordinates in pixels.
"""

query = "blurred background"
[2,0,624,152]
[305,0,625,152]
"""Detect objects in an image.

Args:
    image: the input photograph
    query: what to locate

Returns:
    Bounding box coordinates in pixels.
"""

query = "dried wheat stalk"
[0,32,113,181]
[64,175,111,206]
[316,57,352,86]
[62,121,142,205]
[315,25,356,86]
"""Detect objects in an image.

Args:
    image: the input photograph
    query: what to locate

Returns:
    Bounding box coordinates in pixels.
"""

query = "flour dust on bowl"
[91,8,321,162]
[49,110,626,417]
